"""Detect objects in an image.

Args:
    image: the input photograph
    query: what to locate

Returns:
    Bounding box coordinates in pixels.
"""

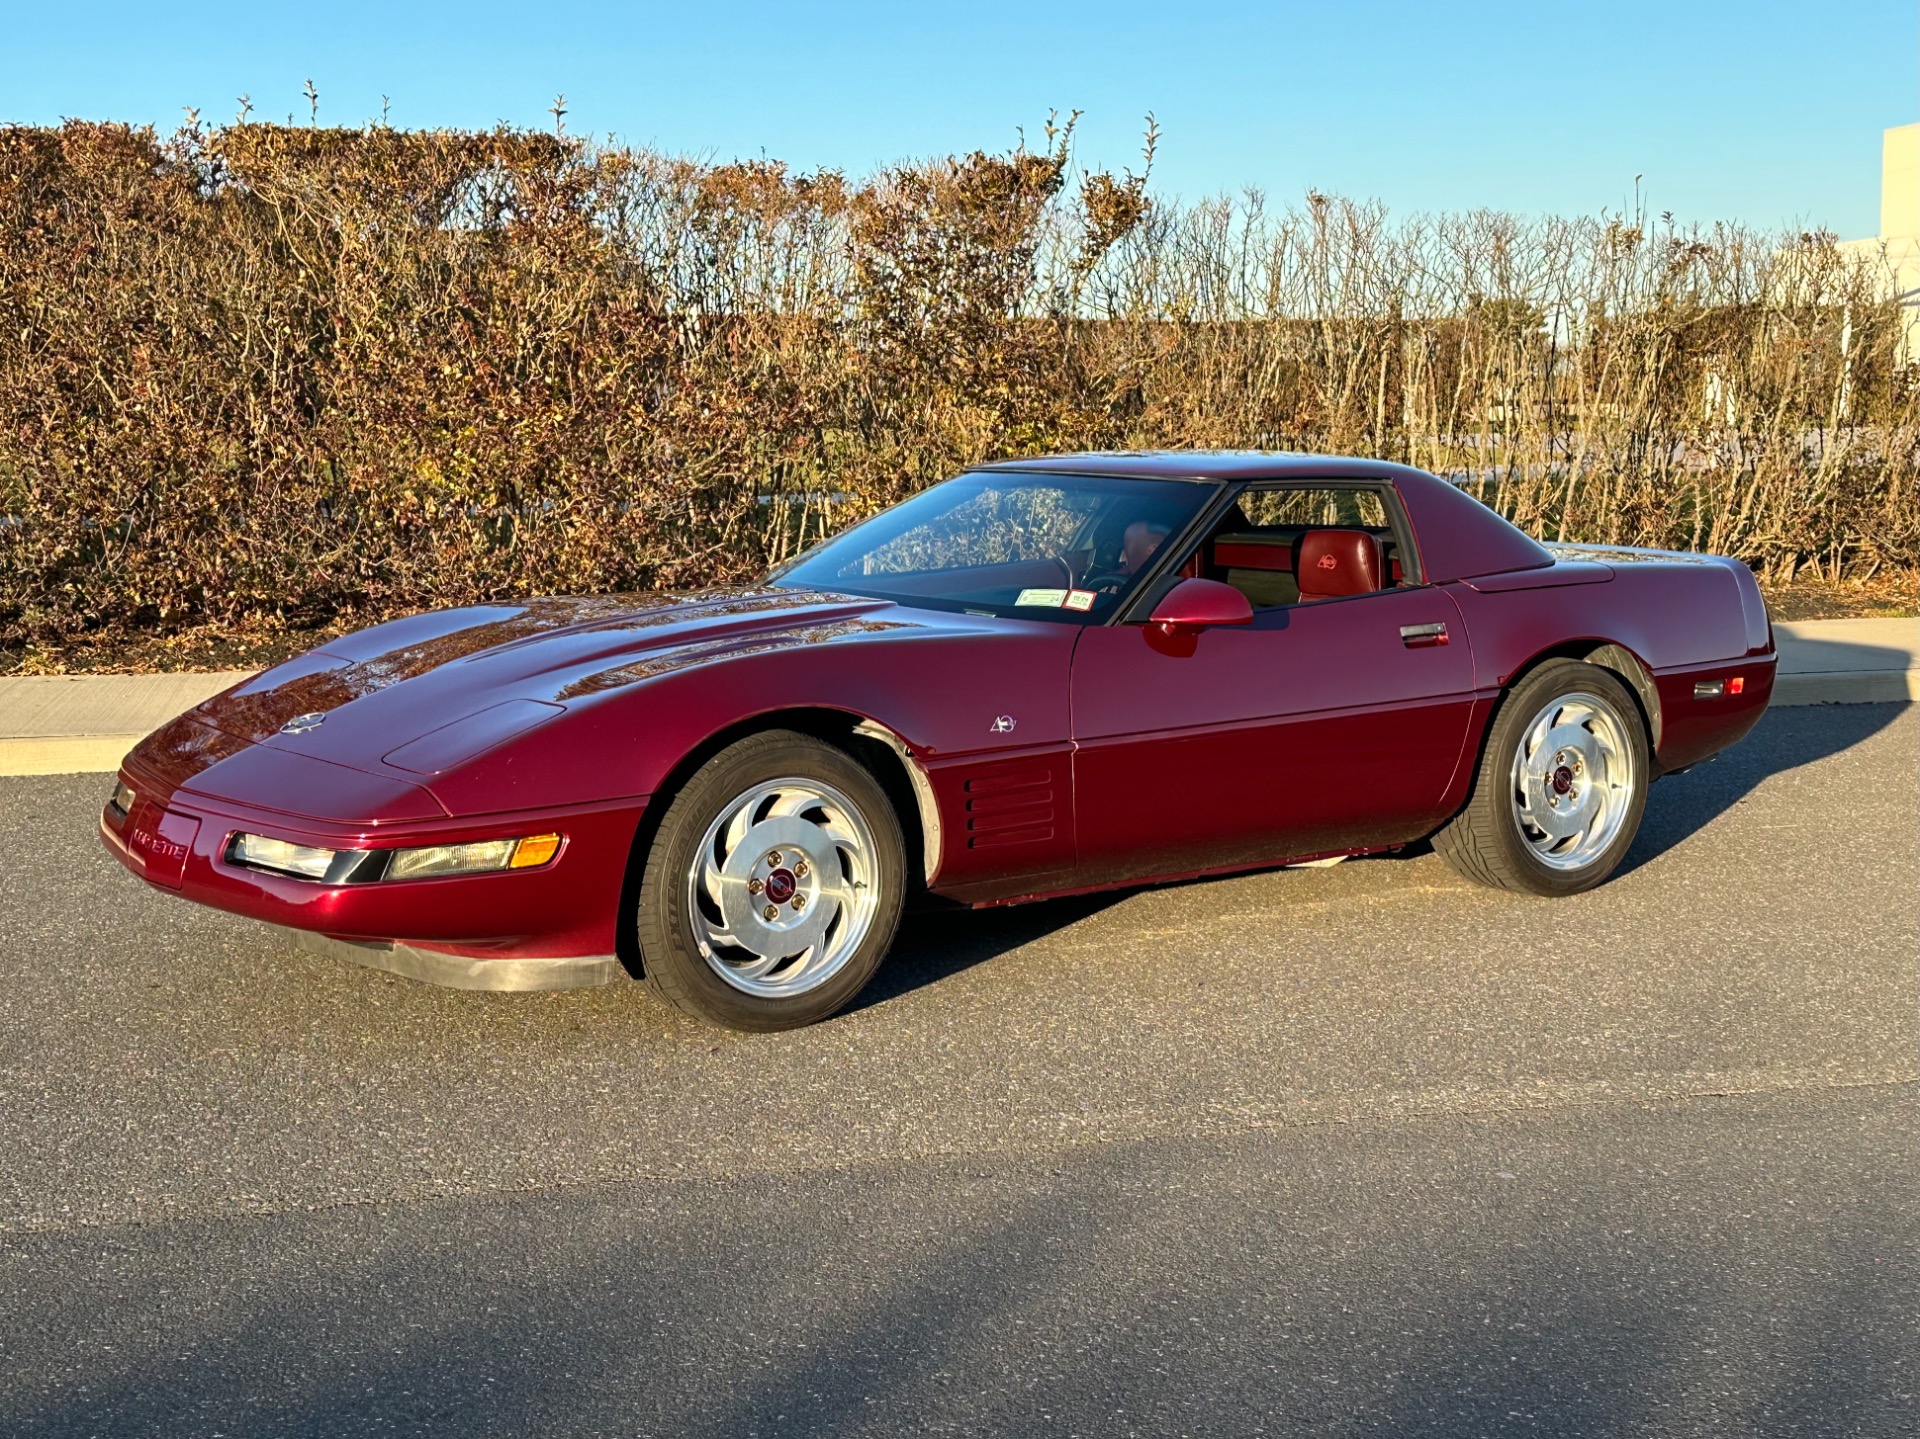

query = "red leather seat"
[1294,529,1383,602]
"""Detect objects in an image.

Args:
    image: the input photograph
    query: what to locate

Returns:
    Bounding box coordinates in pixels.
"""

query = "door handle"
[1399,622,1449,648]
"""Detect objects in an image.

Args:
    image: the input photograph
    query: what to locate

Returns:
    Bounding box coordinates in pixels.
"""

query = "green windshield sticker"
[1014,588,1068,607]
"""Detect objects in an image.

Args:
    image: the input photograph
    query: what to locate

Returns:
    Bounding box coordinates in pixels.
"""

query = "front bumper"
[273,927,626,991]
[101,768,649,981]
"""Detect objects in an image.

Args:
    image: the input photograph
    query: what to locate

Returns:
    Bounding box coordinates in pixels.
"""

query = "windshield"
[769,470,1215,622]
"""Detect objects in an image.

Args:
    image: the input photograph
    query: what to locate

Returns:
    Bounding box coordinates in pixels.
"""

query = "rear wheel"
[1433,659,1649,896]
[636,730,906,1031]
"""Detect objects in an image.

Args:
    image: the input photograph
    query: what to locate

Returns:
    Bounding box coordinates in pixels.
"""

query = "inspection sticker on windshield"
[1063,589,1096,611]
[1014,588,1068,607]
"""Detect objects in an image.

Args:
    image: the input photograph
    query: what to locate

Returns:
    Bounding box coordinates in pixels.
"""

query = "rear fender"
[1582,643,1664,751]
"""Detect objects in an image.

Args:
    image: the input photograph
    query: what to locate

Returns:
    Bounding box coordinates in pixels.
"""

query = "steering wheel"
[1078,569,1132,594]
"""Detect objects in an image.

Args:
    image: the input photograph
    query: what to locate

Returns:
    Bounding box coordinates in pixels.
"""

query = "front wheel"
[636,730,906,1031]
[1433,659,1650,896]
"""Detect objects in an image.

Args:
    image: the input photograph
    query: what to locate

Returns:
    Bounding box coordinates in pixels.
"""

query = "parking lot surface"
[2,705,1915,1437]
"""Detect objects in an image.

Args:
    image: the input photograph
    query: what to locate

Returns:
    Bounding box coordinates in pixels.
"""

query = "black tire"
[1433,659,1650,896]
[636,730,906,1031]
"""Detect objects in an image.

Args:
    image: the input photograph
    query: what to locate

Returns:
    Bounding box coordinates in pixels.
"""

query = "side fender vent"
[963,766,1054,848]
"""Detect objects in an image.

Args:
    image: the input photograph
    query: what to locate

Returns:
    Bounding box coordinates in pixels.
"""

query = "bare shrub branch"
[0,119,1912,652]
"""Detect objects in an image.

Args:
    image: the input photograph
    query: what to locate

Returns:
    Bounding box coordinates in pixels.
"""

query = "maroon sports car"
[104,453,1774,1029]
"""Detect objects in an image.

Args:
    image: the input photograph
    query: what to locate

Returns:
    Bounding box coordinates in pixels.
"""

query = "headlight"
[386,833,561,880]
[227,831,562,883]
[231,832,340,880]
[386,838,516,880]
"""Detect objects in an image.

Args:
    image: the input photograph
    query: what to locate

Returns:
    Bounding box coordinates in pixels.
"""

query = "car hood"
[138,587,919,805]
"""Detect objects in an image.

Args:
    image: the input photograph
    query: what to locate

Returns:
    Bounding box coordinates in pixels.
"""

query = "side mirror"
[1147,578,1254,635]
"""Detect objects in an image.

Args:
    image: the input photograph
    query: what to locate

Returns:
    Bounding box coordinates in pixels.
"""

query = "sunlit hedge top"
[0,118,1912,653]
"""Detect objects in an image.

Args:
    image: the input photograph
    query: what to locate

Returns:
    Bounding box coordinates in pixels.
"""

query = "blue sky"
[4,1,1913,236]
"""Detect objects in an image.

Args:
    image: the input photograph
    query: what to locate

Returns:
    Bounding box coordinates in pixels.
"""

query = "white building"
[1838,124,1919,366]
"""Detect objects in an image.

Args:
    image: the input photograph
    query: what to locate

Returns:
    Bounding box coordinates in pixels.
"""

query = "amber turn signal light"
[509,833,563,869]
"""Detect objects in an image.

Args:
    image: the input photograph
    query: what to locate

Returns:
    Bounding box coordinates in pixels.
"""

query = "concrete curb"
[0,733,154,777]
[1772,671,1920,706]
[1,619,1913,777]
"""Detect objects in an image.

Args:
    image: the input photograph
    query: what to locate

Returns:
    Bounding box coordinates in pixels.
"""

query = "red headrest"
[1294,529,1382,601]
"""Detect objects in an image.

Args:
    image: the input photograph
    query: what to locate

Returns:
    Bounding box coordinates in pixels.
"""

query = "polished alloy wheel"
[685,776,881,998]
[1508,691,1636,870]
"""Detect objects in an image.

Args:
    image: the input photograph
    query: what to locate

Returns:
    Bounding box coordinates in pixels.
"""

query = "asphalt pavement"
[1,704,1915,1437]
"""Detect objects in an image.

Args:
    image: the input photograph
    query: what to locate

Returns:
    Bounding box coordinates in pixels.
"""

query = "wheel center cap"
[763,867,797,904]
[1551,765,1575,795]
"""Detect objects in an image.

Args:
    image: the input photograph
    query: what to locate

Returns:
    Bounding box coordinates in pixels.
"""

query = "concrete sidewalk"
[0,671,251,777]
[1768,617,1920,706]
[1,619,1913,776]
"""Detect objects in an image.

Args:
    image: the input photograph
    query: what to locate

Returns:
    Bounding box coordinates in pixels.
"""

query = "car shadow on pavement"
[1617,700,1907,877]
[857,702,1909,1013]
[849,892,1127,1015]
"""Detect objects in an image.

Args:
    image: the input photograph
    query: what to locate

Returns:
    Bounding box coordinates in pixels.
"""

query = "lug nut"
[793,860,809,878]
[764,904,780,921]
[791,894,807,912]
[767,851,783,867]
[747,878,764,895]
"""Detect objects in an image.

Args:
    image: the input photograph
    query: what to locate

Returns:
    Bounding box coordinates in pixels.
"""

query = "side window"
[1194,486,1408,612]
[1238,489,1387,529]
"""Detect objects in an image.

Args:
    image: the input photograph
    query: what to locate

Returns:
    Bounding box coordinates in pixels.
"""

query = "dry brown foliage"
[2,118,1913,652]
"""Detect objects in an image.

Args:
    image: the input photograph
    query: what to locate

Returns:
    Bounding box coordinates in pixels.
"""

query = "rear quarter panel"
[1450,549,1775,771]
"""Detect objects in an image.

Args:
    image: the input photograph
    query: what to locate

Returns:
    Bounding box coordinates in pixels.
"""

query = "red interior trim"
[1213,541,1295,573]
